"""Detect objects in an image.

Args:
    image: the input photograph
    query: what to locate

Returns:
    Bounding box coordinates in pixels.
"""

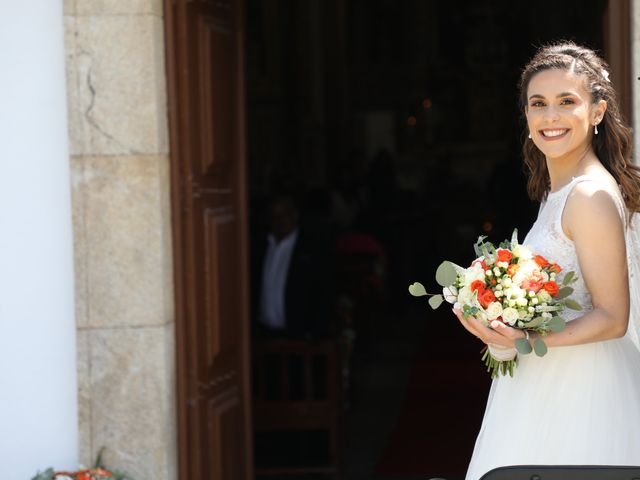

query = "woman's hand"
[452,308,526,348]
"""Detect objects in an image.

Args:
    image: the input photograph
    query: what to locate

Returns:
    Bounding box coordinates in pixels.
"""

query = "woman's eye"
[530,101,545,107]
[560,98,575,105]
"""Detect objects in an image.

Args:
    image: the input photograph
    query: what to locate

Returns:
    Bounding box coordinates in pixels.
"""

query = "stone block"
[64,0,76,16]
[70,156,88,328]
[88,324,177,479]
[76,329,93,465]
[77,154,172,328]
[76,0,163,17]
[73,15,168,155]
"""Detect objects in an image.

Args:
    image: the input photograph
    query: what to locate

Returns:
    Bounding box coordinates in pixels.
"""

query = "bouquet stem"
[481,347,515,378]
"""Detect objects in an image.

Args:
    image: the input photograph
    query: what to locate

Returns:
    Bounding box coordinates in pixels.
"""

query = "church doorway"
[164,0,630,479]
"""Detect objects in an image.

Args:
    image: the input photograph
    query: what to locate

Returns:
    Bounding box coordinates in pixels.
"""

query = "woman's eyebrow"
[528,92,577,100]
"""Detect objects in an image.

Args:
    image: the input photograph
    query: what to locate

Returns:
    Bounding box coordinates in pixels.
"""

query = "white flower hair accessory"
[601,69,611,82]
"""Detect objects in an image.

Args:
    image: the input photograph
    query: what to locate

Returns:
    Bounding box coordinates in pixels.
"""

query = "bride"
[454,42,640,479]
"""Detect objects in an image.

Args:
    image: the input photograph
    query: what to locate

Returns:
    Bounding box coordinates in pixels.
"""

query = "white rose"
[510,286,525,299]
[486,301,503,320]
[513,260,537,284]
[516,297,528,307]
[531,297,539,305]
[464,264,486,285]
[493,267,501,276]
[443,286,458,304]
[513,244,533,260]
[458,286,479,307]
[497,261,509,269]
[502,307,519,325]
[502,277,513,288]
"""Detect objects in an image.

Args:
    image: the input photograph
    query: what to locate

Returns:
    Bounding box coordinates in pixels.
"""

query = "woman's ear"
[593,99,607,124]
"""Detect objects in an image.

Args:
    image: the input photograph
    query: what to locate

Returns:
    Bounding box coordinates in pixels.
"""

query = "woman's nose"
[543,105,560,121]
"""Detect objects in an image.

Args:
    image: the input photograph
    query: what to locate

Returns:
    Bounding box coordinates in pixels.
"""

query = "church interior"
[244,0,606,478]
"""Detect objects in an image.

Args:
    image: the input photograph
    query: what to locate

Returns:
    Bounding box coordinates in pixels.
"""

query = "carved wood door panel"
[164,0,253,479]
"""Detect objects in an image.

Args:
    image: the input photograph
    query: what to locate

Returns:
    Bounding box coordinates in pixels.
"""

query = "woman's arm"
[534,181,629,346]
[454,180,629,348]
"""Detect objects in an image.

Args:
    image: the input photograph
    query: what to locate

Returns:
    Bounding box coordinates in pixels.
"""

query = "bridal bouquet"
[409,230,582,377]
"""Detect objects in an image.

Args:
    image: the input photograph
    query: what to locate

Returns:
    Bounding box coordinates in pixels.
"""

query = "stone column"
[0,2,78,478]
[64,0,177,478]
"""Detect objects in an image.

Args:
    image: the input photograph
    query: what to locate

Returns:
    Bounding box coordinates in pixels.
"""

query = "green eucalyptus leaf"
[533,338,548,357]
[408,282,427,297]
[548,316,566,332]
[435,261,457,287]
[525,316,545,328]
[428,294,444,309]
[555,287,573,300]
[463,304,479,318]
[564,299,583,311]
[515,338,533,355]
[562,271,575,286]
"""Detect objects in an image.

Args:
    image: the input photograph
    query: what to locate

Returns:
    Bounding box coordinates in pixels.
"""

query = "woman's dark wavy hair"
[519,41,640,215]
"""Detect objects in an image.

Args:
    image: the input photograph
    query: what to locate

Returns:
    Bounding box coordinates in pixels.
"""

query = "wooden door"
[164,1,253,479]
[603,0,631,123]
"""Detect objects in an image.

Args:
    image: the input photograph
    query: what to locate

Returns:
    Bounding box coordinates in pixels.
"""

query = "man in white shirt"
[252,194,333,339]
[258,220,298,330]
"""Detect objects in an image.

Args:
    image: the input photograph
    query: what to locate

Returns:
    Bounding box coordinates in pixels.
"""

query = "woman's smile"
[539,128,570,140]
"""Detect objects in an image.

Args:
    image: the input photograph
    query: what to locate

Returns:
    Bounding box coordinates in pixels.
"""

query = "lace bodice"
[522,175,626,322]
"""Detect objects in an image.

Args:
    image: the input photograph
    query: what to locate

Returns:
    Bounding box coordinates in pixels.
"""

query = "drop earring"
[594,124,599,135]
[528,132,532,139]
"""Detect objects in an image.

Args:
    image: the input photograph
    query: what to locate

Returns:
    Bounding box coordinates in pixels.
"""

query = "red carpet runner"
[374,319,492,478]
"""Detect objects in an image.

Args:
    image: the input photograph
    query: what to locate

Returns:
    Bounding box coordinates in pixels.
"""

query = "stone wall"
[63,0,177,478]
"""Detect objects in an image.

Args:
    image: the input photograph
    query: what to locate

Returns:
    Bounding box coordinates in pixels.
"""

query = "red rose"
[479,289,497,308]
[470,280,486,293]
[534,255,550,268]
[542,281,560,297]
[497,249,513,263]
[549,263,562,274]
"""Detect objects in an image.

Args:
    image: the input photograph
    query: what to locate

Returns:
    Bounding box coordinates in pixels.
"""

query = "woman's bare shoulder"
[563,172,624,239]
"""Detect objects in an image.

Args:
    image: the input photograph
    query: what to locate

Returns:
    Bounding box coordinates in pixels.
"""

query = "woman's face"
[525,68,605,160]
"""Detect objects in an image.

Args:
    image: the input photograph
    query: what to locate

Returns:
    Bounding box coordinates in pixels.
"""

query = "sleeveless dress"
[465,175,640,480]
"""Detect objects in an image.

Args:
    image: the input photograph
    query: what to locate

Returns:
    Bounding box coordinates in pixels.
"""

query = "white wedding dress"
[465,175,640,480]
